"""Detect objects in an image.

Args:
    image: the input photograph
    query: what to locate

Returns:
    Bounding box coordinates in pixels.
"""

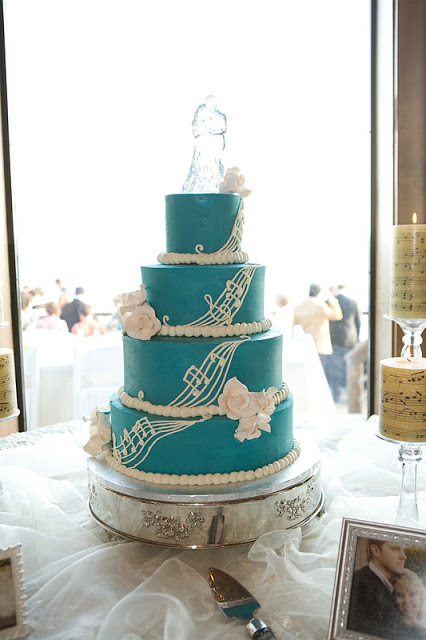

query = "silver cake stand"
[87,435,322,549]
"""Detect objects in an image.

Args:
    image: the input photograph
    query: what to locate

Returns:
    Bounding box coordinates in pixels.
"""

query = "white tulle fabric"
[1,414,423,639]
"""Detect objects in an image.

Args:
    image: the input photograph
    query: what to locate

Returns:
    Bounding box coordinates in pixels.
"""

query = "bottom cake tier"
[108,391,294,484]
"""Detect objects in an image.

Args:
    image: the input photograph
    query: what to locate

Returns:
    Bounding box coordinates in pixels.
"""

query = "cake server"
[208,567,277,639]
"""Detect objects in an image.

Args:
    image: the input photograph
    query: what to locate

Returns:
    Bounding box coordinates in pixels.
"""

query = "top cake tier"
[158,193,248,265]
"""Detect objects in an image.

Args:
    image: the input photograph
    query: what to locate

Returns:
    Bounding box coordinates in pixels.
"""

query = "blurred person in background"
[328,284,361,402]
[54,278,72,310]
[71,304,106,337]
[106,294,123,331]
[61,287,86,332]
[20,289,33,330]
[35,301,68,331]
[29,287,47,322]
[293,283,342,386]
[272,293,294,340]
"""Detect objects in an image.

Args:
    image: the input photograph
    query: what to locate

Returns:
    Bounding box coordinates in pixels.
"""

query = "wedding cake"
[84,97,299,487]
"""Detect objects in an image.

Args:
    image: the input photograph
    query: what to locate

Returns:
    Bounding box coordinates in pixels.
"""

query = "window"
[3,0,371,427]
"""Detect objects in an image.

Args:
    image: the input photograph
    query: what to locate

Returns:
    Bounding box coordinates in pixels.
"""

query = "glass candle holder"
[376,431,424,525]
[384,315,426,359]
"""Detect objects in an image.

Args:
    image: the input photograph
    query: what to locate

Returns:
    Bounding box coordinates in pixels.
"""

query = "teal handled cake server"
[208,567,277,639]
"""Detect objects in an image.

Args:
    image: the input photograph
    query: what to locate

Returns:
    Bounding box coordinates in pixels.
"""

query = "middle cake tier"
[141,263,271,337]
[122,329,283,410]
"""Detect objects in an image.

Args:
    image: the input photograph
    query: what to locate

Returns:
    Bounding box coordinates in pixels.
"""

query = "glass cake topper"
[182,95,226,194]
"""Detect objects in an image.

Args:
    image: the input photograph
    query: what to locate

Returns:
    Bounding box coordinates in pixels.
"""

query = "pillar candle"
[0,347,19,420]
[380,356,426,441]
[391,222,426,318]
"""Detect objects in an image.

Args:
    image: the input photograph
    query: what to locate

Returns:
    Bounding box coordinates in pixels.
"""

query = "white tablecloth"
[22,330,124,427]
[1,413,424,639]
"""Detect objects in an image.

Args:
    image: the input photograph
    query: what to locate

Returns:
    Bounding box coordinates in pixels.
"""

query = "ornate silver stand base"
[88,436,322,548]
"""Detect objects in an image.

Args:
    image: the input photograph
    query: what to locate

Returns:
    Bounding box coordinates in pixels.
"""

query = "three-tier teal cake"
[84,99,299,487]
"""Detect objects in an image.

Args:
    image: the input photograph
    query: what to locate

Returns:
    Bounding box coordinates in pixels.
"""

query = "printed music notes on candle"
[391,223,426,318]
[0,348,19,420]
[379,357,426,442]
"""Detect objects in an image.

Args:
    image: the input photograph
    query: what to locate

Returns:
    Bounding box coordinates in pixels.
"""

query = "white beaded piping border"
[105,439,301,486]
[158,251,249,265]
[158,317,272,338]
[118,382,291,418]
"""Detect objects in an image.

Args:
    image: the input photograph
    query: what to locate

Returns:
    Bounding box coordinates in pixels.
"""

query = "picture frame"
[0,546,28,640]
[328,518,426,640]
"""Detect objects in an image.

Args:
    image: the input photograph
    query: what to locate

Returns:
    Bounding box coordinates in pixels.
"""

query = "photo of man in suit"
[347,538,407,639]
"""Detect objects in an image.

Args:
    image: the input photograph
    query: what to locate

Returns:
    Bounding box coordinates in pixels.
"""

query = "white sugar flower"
[218,377,277,442]
[123,302,161,340]
[118,285,148,328]
[83,407,111,456]
[218,167,251,198]
[254,387,277,418]
[121,285,147,311]
[218,377,262,419]
[234,414,272,443]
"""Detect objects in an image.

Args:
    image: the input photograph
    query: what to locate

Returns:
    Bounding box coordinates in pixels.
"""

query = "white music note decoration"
[112,415,207,466]
[194,199,245,255]
[169,337,249,408]
[163,266,258,329]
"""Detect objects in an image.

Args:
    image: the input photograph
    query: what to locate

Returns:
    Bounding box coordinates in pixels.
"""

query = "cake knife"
[208,567,277,639]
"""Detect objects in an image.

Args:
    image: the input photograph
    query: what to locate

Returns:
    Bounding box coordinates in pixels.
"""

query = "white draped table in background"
[1,413,425,640]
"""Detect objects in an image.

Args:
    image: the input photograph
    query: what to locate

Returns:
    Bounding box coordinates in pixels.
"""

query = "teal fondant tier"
[123,329,283,406]
[165,193,242,254]
[110,392,293,475]
[141,263,265,327]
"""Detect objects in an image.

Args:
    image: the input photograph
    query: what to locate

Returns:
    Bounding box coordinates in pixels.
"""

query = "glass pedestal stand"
[384,315,426,359]
[376,431,424,525]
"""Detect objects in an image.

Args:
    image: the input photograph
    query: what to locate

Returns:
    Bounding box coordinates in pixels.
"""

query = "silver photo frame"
[328,518,426,640]
[0,546,28,640]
